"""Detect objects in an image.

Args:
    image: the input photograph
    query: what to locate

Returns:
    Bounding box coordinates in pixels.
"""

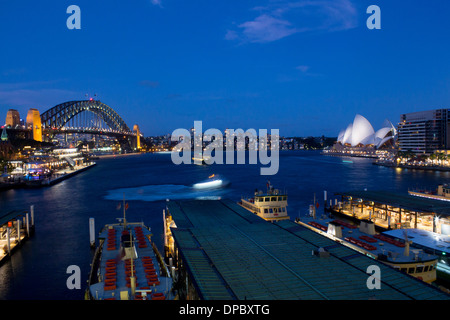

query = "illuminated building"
[397,109,450,154]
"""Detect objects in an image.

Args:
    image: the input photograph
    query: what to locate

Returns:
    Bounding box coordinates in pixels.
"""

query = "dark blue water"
[1,151,449,300]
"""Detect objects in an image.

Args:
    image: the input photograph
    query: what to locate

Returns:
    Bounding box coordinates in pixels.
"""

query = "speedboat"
[192,174,229,190]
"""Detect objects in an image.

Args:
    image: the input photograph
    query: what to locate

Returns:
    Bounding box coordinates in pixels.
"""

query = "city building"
[397,109,450,154]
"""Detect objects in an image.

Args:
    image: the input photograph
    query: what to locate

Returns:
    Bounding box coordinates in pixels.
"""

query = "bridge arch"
[40,100,131,133]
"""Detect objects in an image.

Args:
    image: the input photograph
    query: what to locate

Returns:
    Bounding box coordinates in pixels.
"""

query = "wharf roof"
[0,210,28,226]
[166,199,449,300]
[335,190,450,217]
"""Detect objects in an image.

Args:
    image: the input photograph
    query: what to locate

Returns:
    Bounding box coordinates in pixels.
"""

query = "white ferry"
[238,183,289,222]
[296,213,439,284]
[409,184,450,202]
[383,228,450,287]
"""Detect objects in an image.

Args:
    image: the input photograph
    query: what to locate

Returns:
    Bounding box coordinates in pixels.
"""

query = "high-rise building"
[397,109,450,154]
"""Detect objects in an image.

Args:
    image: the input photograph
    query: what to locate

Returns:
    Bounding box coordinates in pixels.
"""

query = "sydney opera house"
[327,114,397,156]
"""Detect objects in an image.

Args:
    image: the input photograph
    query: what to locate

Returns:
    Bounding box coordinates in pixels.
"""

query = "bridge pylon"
[26,108,42,142]
[133,124,141,150]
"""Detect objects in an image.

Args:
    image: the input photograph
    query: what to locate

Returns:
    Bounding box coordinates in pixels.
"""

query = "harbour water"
[1,150,450,300]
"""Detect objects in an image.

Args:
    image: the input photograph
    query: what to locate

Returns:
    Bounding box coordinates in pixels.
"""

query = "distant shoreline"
[374,161,450,172]
[95,152,144,159]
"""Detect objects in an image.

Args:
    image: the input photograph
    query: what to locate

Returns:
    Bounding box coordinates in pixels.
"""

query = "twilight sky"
[0,0,449,137]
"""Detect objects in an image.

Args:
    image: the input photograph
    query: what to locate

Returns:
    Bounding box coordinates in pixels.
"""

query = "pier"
[0,206,35,265]
[164,199,449,300]
[330,190,450,234]
[24,163,96,188]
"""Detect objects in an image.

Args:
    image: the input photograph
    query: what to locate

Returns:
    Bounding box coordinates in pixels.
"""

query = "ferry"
[86,217,174,300]
[238,183,289,222]
[383,228,450,286]
[409,184,450,202]
[296,212,439,284]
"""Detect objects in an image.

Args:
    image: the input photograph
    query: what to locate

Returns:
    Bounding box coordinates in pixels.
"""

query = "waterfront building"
[337,115,396,148]
[397,109,450,154]
[325,114,396,157]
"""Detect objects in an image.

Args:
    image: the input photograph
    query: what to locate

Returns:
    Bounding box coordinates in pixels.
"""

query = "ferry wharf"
[164,199,449,300]
[24,162,96,188]
[0,205,35,265]
[329,190,450,234]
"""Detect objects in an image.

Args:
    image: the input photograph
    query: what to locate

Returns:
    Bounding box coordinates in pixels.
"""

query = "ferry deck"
[88,222,173,300]
[297,212,439,283]
[384,228,450,283]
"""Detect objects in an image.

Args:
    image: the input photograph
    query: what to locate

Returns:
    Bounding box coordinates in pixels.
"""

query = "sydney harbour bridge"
[4,99,142,151]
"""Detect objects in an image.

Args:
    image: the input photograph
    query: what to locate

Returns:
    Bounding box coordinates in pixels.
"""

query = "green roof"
[167,199,449,300]
[335,190,450,216]
[0,210,28,226]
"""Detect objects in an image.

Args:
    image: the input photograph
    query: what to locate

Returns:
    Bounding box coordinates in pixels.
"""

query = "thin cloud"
[0,81,78,109]
[139,80,160,88]
[296,65,310,73]
[150,0,162,6]
[238,14,299,43]
[225,0,358,43]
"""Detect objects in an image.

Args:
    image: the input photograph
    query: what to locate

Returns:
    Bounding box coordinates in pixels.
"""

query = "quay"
[374,160,450,172]
[38,162,96,187]
[0,206,35,265]
[16,162,96,189]
[164,199,449,300]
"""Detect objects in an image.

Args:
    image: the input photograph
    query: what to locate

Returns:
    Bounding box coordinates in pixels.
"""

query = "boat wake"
[104,183,230,202]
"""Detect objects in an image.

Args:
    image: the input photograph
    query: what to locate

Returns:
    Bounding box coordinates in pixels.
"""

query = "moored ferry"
[296,213,439,284]
[86,219,175,300]
[238,183,289,222]
[383,228,450,287]
[409,184,450,202]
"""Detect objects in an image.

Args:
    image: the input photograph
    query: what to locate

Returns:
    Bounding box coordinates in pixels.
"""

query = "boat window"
[408,267,415,274]
[264,209,268,213]
[282,196,287,200]
[265,197,270,202]
[278,196,283,201]
[423,266,429,272]
[400,268,407,273]
[269,208,273,213]
[416,266,424,273]
[271,197,276,201]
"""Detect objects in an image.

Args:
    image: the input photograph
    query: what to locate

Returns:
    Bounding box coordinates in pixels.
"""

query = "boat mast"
[123,192,127,229]
[129,231,136,296]
[313,193,316,219]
